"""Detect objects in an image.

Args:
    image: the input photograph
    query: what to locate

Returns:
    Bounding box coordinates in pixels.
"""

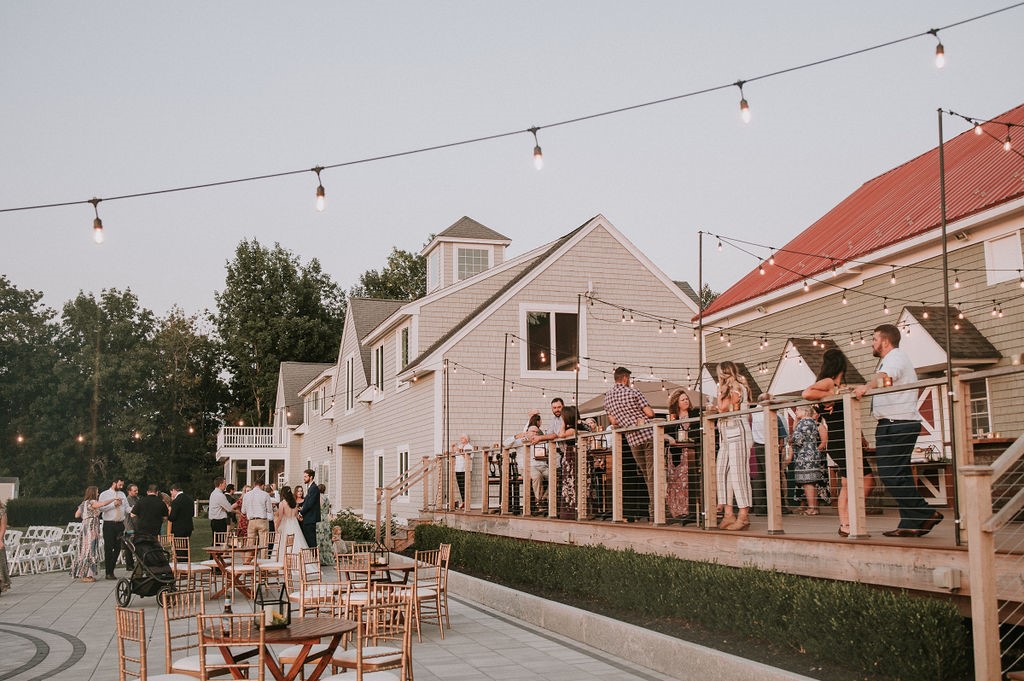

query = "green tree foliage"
[214,239,345,426]
[700,283,719,310]
[0,276,64,494]
[349,241,429,301]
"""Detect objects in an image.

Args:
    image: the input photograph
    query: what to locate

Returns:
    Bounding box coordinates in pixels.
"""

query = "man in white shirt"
[240,479,274,541]
[208,477,235,537]
[529,398,566,515]
[854,324,943,537]
[98,478,127,580]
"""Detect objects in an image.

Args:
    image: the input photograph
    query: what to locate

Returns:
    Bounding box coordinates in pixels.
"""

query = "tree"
[349,238,431,301]
[700,283,720,310]
[214,240,345,426]
[0,276,64,495]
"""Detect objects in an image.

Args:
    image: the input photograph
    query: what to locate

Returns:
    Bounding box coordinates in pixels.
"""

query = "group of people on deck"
[450,323,942,539]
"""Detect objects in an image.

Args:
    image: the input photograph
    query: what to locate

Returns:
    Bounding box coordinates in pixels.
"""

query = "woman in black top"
[803,348,875,537]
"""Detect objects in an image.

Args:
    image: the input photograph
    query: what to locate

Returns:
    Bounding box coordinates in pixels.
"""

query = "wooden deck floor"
[435,506,1024,610]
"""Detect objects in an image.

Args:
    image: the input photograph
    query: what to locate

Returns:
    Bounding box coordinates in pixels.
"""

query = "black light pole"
[937,108,962,547]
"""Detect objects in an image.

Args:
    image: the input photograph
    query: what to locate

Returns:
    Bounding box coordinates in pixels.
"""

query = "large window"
[397,446,410,497]
[968,379,992,436]
[525,310,578,372]
[400,327,410,368]
[457,247,489,280]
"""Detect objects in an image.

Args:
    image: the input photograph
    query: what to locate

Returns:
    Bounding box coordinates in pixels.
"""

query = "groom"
[297,469,320,549]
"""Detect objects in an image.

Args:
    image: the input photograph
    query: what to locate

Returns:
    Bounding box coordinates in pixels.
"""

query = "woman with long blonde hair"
[715,361,753,531]
[70,486,104,582]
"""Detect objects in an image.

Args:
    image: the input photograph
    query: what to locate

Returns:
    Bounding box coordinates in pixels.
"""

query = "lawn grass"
[189,517,212,561]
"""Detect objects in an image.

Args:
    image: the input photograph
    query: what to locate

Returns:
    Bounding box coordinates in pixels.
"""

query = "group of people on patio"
[451,323,943,539]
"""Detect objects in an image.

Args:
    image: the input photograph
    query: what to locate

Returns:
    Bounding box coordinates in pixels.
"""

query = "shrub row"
[6,497,80,526]
[414,524,971,681]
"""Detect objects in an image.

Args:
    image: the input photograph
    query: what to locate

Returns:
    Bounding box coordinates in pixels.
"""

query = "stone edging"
[448,571,816,681]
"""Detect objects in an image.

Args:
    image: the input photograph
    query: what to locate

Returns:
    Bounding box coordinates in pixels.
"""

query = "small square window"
[984,231,1023,286]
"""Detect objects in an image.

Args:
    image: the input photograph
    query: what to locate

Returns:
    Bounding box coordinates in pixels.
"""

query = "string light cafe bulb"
[736,80,751,124]
[89,198,104,244]
[928,29,945,68]
[529,126,544,170]
[1004,134,1012,152]
[974,120,984,136]
[313,166,326,212]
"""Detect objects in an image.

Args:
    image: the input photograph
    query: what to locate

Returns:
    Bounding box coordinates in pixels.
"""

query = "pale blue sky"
[1,2,1019,316]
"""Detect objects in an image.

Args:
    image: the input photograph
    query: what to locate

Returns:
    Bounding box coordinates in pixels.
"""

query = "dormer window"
[457,247,489,280]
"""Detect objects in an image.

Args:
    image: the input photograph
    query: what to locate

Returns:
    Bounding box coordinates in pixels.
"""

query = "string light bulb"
[802,280,810,293]
[883,298,890,315]
[16,434,24,444]
[953,270,960,289]
[992,301,999,317]
[529,126,544,170]
[890,266,897,285]
[974,120,984,135]
[658,320,663,333]
[736,80,751,124]
[759,263,766,276]
[672,322,677,334]
[922,306,929,319]
[312,166,326,212]
[842,290,848,305]
[77,434,85,443]
[928,29,945,68]
[1004,132,1012,152]
[768,250,775,266]
[89,198,104,244]
[717,239,723,252]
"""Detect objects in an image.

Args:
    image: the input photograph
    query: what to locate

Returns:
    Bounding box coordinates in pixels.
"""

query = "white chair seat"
[331,645,402,665]
[320,671,401,681]
[415,587,437,598]
[190,562,213,572]
[277,642,329,661]
[173,645,259,672]
[255,559,283,569]
[288,584,338,601]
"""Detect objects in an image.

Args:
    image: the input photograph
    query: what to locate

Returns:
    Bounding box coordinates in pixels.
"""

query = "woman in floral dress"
[70,486,104,582]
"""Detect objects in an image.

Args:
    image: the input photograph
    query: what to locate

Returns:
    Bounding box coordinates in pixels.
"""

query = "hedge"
[414,525,972,681]
[6,497,81,526]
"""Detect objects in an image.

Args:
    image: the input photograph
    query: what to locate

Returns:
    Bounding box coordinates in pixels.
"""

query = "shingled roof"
[703,101,1024,318]
[787,338,867,385]
[436,216,510,242]
[280,361,333,425]
[349,297,407,379]
[903,306,1001,364]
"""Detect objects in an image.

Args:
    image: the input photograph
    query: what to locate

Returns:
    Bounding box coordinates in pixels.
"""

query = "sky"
[1,2,1021,319]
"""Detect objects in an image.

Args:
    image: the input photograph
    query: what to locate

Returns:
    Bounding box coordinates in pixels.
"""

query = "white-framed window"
[968,379,992,436]
[456,247,490,281]
[317,462,330,488]
[397,445,410,498]
[371,344,385,391]
[395,323,413,391]
[345,354,356,413]
[984,230,1023,286]
[375,452,385,490]
[427,250,441,292]
[520,304,583,377]
[311,387,320,415]
[320,385,329,413]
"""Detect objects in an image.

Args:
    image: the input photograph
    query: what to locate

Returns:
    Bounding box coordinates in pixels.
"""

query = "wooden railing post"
[421,455,431,512]
[463,450,472,512]
[960,465,1000,681]
[611,430,623,523]
[702,412,718,529]
[375,487,382,544]
[844,392,869,538]
[952,374,973,545]
[384,488,393,548]
[763,406,783,535]
[652,423,666,526]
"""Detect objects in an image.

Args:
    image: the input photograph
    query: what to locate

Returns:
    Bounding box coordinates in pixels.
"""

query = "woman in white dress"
[274,486,308,552]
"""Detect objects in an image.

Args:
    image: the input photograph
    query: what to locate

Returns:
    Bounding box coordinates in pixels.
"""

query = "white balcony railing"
[216,426,289,449]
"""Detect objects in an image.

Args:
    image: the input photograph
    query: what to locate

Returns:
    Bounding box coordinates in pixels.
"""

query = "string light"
[510,382,515,392]
[842,290,848,305]
[860,334,866,345]
[726,334,732,347]
[974,119,984,135]
[953,270,961,289]
[672,322,677,334]
[928,28,945,68]
[16,434,24,444]
[717,239,723,252]
[736,80,751,124]
[991,301,999,317]
[692,329,698,342]
[1004,130,1013,152]
[759,262,766,276]
[658,320,663,333]
[89,198,104,244]
[802,280,810,293]
[187,426,195,435]
[77,434,85,443]
[481,375,486,385]
[890,266,897,285]
[629,311,635,323]
[313,166,326,212]
[529,126,544,170]
[621,310,626,323]
[768,250,775,266]
[849,334,856,347]
[719,330,725,342]
[510,335,515,346]
[922,306,929,319]
[883,298,890,315]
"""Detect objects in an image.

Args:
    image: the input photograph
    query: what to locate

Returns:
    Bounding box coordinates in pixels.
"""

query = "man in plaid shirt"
[603,366,656,516]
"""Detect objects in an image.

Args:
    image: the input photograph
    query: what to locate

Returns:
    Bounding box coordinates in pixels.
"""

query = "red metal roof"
[701,102,1024,319]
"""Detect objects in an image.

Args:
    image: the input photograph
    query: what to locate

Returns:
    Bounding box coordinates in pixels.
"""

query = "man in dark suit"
[168,483,194,562]
[132,484,169,538]
[297,468,320,549]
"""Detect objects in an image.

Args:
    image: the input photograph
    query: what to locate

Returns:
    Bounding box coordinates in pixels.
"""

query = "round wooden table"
[262,617,358,681]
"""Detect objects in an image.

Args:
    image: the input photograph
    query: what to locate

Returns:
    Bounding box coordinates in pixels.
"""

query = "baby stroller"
[115,534,176,607]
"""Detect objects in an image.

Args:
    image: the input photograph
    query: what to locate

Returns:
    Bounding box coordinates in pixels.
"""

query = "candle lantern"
[253,580,291,629]
[372,542,390,567]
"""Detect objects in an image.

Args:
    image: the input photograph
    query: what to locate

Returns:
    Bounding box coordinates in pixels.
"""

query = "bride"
[274,486,308,552]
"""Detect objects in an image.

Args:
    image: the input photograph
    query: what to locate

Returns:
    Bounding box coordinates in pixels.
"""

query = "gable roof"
[903,305,1001,364]
[420,216,511,255]
[347,297,406,379]
[703,102,1024,318]
[280,361,333,425]
[673,280,700,309]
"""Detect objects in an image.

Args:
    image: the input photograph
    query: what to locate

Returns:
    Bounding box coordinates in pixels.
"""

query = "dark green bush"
[328,509,377,542]
[7,497,80,526]
[415,525,972,681]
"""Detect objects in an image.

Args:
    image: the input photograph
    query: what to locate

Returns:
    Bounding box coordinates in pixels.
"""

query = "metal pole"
[937,109,962,547]
[500,333,509,448]
[575,293,581,408]
[697,230,706,528]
